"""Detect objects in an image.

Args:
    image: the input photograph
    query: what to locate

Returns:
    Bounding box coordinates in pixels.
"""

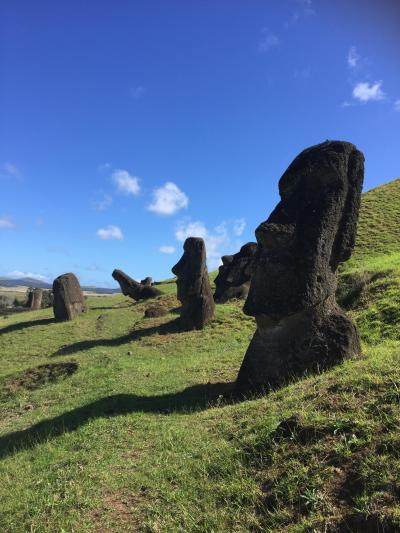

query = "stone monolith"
[172,237,215,330]
[235,140,364,394]
[214,242,257,302]
[53,273,86,321]
[27,288,43,310]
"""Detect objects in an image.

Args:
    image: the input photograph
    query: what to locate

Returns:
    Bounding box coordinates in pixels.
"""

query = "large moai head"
[214,242,257,302]
[172,237,215,330]
[244,141,365,319]
[236,141,364,394]
[52,273,87,321]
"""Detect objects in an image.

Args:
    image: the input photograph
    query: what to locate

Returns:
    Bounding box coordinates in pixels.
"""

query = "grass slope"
[0,179,399,532]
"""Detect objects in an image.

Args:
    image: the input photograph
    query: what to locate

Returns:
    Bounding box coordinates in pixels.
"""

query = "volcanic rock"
[141,277,153,286]
[144,305,168,318]
[236,140,364,394]
[52,273,87,321]
[112,269,162,300]
[27,288,43,310]
[172,237,215,330]
[214,242,257,302]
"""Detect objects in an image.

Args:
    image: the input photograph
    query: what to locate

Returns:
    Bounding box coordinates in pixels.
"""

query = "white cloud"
[93,193,113,211]
[394,99,400,112]
[96,225,123,240]
[258,30,280,52]
[148,182,189,215]
[233,218,246,236]
[112,169,140,196]
[175,220,230,270]
[98,162,112,172]
[130,86,145,99]
[352,82,385,103]
[0,216,15,229]
[159,245,176,254]
[1,162,20,179]
[347,46,360,68]
[6,270,48,281]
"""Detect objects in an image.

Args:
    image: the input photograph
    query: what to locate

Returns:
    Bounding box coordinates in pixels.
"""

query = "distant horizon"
[2,0,399,286]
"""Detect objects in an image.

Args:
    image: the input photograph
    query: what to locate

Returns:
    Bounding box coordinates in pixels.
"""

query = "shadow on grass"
[0,317,55,335]
[53,318,184,356]
[0,381,236,459]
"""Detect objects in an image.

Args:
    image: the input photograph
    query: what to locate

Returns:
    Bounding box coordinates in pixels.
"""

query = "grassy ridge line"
[352,178,400,262]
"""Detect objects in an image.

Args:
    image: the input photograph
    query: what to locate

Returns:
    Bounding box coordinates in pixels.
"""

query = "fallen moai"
[235,140,364,395]
[214,242,257,302]
[112,269,162,300]
[172,237,215,330]
[53,273,87,321]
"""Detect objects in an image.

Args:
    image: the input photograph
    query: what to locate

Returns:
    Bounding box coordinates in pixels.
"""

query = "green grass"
[0,179,399,532]
[350,177,400,266]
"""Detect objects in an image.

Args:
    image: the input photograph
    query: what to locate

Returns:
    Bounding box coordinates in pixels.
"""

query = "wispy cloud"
[130,86,145,99]
[352,81,385,103]
[394,99,400,112]
[0,216,16,229]
[148,182,189,215]
[159,245,176,254]
[96,225,123,240]
[47,245,69,255]
[98,162,112,172]
[258,29,280,52]
[112,169,140,196]
[93,193,113,211]
[284,0,315,27]
[6,270,48,281]
[1,163,21,180]
[233,218,246,237]
[347,46,360,69]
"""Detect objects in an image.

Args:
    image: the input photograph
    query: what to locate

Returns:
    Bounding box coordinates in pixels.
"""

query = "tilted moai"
[214,242,257,303]
[172,237,215,330]
[235,140,364,394]
[112,269,162,300]
[53,273,87,321]
[27,288,43,310]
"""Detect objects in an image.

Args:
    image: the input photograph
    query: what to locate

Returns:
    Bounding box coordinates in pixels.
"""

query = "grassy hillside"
[348,177,400,267]
[0,179,399,532]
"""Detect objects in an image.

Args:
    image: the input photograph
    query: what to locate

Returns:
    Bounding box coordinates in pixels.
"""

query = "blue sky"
[1,0,399,287]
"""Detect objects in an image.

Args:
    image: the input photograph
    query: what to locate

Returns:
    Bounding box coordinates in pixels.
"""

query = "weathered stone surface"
[41,289,53,308]
[53,273,87,321]
[236,140,364,394]
[27,288,43,310]
[172,237,215,330]
[112,269,162,300]
[144,305,167,318]
[141,277,153,286]
[214,242,257,302]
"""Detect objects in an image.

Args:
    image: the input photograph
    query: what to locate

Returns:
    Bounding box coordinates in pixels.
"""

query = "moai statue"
[214,242,257,302]
[236,140,365,395]
[112,270,162,300]
[53,273,87,321]
[27,288,43,310]
[172,237,215,330]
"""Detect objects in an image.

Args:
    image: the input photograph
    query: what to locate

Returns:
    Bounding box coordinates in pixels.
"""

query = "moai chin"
[235,140,365,395]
